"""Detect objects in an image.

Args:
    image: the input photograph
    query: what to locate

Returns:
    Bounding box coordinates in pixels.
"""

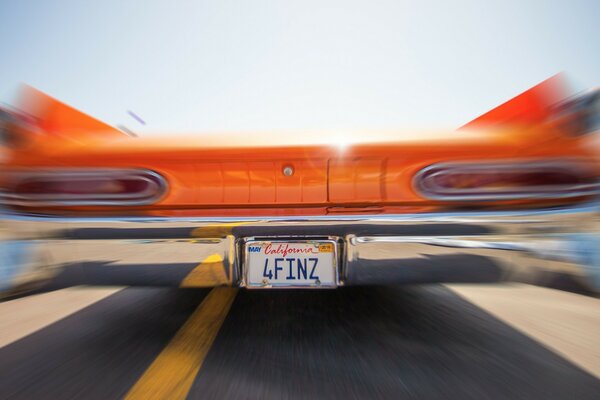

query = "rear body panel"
[4,126,597,215]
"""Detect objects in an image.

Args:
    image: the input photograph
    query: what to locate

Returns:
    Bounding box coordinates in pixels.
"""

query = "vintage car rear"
[1,78,600,294]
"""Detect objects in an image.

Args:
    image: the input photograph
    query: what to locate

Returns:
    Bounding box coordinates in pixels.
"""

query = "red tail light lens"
[415,161,599,201]
[5,169,167,206]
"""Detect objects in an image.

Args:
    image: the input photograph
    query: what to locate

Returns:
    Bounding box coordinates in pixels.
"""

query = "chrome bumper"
[1,203,600,294]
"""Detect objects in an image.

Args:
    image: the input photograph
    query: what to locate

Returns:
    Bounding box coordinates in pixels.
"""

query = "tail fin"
[460,74,570,130]
[17,85,127,140]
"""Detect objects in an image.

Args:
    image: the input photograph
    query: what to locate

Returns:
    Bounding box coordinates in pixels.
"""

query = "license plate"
[244,240,338,288]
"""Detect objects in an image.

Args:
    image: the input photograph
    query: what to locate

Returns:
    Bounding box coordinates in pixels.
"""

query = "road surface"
[0,282,599,399]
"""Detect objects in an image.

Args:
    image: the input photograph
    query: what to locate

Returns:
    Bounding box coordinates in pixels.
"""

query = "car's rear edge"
[2,88,600,295]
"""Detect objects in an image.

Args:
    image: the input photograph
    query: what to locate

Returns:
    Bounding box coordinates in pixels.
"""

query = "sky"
[0,0,599,136]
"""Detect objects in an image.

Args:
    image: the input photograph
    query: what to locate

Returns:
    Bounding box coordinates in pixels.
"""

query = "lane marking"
[180,254,229,287]
[191,222,251,238]
[0,286,123,348]
[125,286,238,400]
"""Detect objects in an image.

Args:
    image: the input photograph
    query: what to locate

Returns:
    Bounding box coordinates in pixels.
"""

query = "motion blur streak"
[125,286,238,400]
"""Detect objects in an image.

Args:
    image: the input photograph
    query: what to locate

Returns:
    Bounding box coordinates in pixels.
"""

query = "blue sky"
[1,0,599,135]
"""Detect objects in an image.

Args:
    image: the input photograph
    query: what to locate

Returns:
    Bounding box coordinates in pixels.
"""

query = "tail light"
[3,169,167,206]
[414,161,599,201]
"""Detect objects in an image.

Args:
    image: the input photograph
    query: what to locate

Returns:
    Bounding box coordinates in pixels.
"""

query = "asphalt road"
[0,284,599,400]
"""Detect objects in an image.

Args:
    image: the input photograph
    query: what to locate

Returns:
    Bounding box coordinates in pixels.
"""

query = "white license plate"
[245,240,337,288]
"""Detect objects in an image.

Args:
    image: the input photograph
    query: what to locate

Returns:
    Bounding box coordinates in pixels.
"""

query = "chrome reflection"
[0,201,599,295]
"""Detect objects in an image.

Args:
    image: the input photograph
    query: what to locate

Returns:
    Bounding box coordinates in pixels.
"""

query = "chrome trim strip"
[2,201,599,224]
[351,236,527,251]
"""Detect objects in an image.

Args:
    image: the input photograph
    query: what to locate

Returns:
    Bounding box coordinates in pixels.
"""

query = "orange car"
[1,77,599,294]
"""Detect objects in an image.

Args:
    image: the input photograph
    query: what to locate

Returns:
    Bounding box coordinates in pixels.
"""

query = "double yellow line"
[125,254,238,400]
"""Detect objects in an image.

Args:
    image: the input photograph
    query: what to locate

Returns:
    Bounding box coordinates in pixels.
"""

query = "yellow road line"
[180,254,229,287]
[125,286,238,400]
[191,222,251,238]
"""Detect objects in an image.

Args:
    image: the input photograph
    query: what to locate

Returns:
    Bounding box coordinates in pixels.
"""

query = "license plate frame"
[243,238,339,288]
